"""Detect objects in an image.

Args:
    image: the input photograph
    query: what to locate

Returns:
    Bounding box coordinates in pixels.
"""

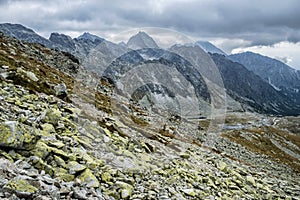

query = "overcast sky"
[0,0,300,69]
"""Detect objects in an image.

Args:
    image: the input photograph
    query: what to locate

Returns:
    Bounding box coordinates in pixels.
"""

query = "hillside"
[0,30,299,199]
[229,52,300,103]
[211,53,300,115]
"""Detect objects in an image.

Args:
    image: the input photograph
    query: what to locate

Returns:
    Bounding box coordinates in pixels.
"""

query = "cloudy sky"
[0,0,300,69]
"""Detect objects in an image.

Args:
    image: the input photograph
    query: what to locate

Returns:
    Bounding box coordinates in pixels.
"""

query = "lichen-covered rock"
[4,179,38,198]
[54,155,66,167]
[218,161,227,172]
[55,168,75,182]
[0,121,37,150]
[182,188,196,197]
[31,141,51,159]
[41,123,56,133]
[114,181,134,199]
[68,161,87,174]
[101,171,112,183]
[78,169,99,188]
[246,175,256,186]
[44,108,62,126]
[54,82,68,97]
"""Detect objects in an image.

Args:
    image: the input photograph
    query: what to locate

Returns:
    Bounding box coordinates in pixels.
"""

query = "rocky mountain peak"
[0,23,53,47]
[49,32,76,51]
[77,32,103,42]
[127,31,159,50]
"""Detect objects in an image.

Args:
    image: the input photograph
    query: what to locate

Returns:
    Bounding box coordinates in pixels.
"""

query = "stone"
[31,141,51,160]
[218,161,227,172]
[73,178,82,186]
[41,123,56,133]
[246,175,256,186]
[182,188,196,197]
[4,179,38,198]
[54,83,68,97]
[47,140,65,149]
[103,135,110,143]
[25,71,39,82]
[78,169,99,188]
[45,108,62,125]
[72,187,88,199]
[1,65,9,69]
[55,170,75,182]
[115,181,134,199]
[120,188,132,199]
[101,172,112,183]
[54,155,66,167]
[68,161,87,174]
[0,121,37,150]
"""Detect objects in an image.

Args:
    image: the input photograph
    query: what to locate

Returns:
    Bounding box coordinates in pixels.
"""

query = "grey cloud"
[0,0,300,46]
[0,0,8,5]
[287,30,300,43]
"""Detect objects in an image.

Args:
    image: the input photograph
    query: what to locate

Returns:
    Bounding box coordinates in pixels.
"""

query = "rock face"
[49,33,76,52]
[103,48,210,101]
[0,25,299,200]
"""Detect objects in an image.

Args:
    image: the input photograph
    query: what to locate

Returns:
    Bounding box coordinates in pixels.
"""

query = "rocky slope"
[0,31,300,200]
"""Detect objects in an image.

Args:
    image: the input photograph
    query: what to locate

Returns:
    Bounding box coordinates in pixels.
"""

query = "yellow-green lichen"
[5,179,38,194]
[78,168,99,188]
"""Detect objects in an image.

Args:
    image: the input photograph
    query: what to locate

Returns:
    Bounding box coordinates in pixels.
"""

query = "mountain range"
[0,23,299,116]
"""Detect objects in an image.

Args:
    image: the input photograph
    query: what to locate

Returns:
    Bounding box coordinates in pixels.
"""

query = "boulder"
[0,121,37,150]
[78,169,99,188]
[54,83,68,98]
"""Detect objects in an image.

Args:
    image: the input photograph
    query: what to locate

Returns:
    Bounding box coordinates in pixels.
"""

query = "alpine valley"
[0,23,299,200]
